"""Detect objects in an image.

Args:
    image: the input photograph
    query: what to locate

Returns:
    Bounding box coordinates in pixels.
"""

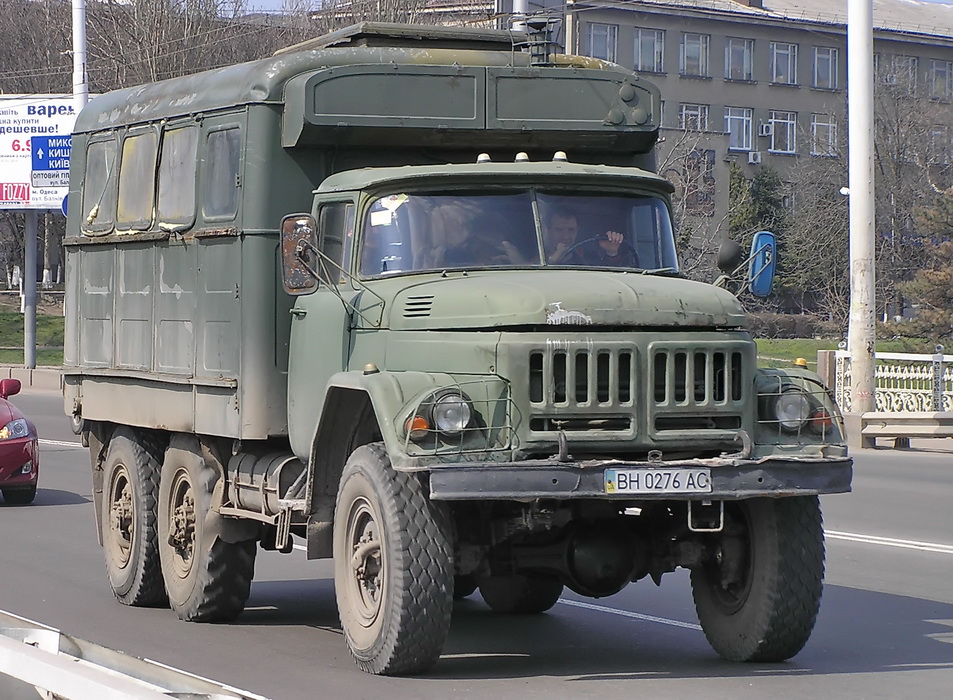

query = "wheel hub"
[168,473,196,577]
[107,470,134,565]
[348,501,384,626]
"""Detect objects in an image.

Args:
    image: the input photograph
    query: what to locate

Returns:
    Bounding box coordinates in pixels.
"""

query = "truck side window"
[81,139,118,234]
[319,201,354,284]
[157,125,198,227]
[116,130,157,231]
[203,127,241,220]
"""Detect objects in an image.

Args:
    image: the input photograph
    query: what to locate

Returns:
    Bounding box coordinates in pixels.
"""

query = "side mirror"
[0,378,22,400]
[747,230,776,298]
[280,214,319,296]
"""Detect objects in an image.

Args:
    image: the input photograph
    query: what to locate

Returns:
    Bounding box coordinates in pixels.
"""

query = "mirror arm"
[295,240,385,328]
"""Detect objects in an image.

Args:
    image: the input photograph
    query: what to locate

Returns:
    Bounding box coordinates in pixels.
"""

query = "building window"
[725,37,754,81]
[680,33,710,77]
[769,110,797,153]
[588,23,618,63]
[770,42,798,85]
[811,113,837,156]
[679,103,709,131]
[929,60,953,99]
[881,55,918,93]
[634,28,665,73]
[683,149,716,216]
[725,107,753,150]
[813,47,839,89]
[931,125,951,164]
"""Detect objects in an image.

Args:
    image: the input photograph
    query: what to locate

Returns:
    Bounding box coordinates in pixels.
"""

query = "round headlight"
[774,389,812,431]
[432,394,472,435]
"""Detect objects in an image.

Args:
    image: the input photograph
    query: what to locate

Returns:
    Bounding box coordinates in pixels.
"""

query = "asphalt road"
[2,390,952,700]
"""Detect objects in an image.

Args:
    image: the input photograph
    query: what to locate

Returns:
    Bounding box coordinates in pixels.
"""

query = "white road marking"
[557,598,702,631]
[825,530,953,555]
[39,439,85,448]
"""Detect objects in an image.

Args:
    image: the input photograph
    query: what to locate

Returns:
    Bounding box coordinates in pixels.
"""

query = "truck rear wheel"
[101,428,166,606]
[334,443,453,675]
[158,435,256,622]
[478,574,564,614]
[690,496,824,662]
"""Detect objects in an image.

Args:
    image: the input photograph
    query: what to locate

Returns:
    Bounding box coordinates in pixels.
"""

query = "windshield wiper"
[639,267,679,276]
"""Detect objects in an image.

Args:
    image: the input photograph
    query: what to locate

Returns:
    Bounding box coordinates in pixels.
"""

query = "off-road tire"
[334,443,453,675]
[100,428,166,606]
[691,496,825,662]
[158,434,256,622]
[2,485,37,505]
[479,574,564,614]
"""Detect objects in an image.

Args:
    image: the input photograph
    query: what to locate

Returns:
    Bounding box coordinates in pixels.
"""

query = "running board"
[0,610,269,700]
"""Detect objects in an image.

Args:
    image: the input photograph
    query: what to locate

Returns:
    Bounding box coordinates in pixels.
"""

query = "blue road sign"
[32,135,72,171]
[31,135,72,187]
[61,194,68,217]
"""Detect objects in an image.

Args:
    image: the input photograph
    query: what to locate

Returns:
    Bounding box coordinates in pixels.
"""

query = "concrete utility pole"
[846,0,877,441]
[73,1,88,119]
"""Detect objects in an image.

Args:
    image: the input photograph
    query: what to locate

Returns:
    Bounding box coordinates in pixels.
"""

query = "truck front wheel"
[158,434,256,622]
[690,496,824,662]
[333,443,453,675]
[101,428,166,606]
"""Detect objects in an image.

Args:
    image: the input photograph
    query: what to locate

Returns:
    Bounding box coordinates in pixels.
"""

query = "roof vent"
[515,16,562,67]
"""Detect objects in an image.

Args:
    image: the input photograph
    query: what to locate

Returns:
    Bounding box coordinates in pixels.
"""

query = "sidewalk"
[0,365,62,392]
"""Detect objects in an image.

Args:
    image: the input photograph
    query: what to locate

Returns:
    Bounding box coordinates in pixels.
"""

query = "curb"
[0,366,63,392]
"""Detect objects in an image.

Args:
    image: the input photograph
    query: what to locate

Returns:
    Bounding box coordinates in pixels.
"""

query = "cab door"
[286,196,358,459]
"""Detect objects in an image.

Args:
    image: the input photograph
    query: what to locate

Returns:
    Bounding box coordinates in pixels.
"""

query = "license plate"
[605,468,712,494]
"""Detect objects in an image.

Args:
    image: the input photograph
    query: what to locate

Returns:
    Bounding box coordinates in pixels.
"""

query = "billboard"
[0,95,76,210]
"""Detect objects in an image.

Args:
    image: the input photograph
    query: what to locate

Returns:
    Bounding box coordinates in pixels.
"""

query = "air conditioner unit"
[758,123,774,137]
[748,151,763,165]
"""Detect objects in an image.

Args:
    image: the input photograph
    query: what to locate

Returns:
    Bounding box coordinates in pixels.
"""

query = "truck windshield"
[358,190,678,277]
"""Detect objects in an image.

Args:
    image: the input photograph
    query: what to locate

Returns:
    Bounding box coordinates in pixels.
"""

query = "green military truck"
[63,22,851,675]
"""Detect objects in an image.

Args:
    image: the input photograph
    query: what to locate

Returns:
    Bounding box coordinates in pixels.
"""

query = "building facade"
[562,0,953,277]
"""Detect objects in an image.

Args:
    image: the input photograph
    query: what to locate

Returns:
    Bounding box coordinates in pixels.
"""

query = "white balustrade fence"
[830,346,952,413]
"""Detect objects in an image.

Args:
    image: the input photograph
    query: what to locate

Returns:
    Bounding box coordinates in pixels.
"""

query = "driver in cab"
[542,207,637,267]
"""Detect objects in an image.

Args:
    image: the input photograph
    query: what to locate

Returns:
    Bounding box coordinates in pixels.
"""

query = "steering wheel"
[558,235,637,262]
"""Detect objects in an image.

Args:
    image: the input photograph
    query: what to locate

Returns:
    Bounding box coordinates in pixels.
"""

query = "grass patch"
[0,309,65,366]
[756,336,939,369]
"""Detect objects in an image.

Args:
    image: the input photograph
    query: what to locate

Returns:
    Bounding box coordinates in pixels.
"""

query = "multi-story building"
[562,0,953,273]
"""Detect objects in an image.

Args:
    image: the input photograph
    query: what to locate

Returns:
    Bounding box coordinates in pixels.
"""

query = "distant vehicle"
[0,379,39,505]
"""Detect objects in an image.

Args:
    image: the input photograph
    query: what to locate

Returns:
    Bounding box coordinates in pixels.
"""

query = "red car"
[0,378,39,505]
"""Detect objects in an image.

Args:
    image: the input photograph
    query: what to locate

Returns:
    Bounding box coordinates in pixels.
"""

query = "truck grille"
[521,339,751,439]
[650,343,748,433]
[528,346,634,407]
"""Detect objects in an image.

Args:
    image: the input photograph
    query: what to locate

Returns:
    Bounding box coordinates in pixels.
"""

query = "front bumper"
[428,455,852,501]
[0,438,38,486]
